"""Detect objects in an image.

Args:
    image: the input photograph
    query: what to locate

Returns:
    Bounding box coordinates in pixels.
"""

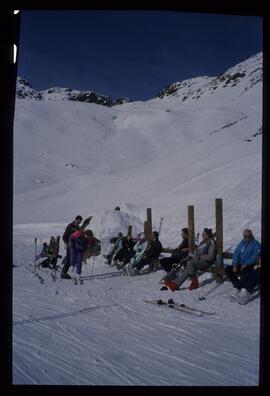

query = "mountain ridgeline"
[16,78,132,107]
[156,52,262,103]
[17,52,262,107]
[14,51,262,233]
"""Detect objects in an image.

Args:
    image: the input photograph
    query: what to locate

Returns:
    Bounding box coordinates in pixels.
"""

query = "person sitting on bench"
[164,228,216,291]
[225,229,261,303]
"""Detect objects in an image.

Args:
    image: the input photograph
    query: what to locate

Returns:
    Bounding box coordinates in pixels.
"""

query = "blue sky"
[18,11,262,101]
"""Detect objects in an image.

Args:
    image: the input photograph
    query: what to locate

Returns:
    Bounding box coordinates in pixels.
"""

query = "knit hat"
[84,229,93,237]
[203,228,213,238]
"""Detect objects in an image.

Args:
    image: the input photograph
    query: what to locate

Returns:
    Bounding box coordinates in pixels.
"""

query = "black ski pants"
[115,249,135,266]
[159,256,181,273]
[62,246,71,274]
[225,265,260,293]
[136,256,158,270]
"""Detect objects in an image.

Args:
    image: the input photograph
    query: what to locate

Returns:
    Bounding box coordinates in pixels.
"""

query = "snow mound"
[87,209,144,241]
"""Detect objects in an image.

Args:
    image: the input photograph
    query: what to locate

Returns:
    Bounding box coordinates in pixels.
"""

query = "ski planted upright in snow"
[80,216,93,231]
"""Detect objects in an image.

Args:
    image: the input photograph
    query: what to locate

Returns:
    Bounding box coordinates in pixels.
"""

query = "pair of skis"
[143,299,216,316]
[158,256,192,287]
[27,259,45,284]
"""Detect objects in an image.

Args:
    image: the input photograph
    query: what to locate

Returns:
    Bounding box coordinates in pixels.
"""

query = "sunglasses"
[244,234,252,239]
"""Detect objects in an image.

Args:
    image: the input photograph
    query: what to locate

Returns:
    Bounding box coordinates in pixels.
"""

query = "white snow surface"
[13,53,262,385]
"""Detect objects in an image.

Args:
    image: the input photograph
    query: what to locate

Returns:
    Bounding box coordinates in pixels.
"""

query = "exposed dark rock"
[68,91,114,107]
[16,77,43,100]
[230,72,246,80]
[115,98,133,105]
[157,84,178,99]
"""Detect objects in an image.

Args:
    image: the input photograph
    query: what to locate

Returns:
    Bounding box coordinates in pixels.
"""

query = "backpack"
[91,238,101,256]
[84,238,101,259]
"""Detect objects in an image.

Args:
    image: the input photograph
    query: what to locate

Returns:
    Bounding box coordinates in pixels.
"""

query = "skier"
[159,228,189,273]
[228,256,261,304]
[134,231,163,272]
[114,234,136,269]
[225,229,261,302]
[61,215,83,279]
[164,228,216,291]
[104,232,124,265]
[126,233,148,275]
[233,256,261,304]
[69,229,96,283]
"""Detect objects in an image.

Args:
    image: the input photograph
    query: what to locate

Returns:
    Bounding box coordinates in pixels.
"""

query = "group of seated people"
[106,227,261,305]
[104,231,163,275]
[59,215,261,304]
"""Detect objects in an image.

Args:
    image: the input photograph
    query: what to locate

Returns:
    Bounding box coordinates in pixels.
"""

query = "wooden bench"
[161,248,233,259]
[161,248,233,282]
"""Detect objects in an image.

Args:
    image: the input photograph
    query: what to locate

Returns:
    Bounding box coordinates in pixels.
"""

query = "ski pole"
[195,233,200,246]
[34,238,37,274]
[90,255,96,277]
[199,276,227,301]
[158,217,164,235]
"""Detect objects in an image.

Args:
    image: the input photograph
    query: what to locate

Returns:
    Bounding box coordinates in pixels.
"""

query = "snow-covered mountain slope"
[155,52,262,103]
[16,77,43,100]
[14,52,262,247]
[41,87,114,106]
[13,52,262,386]
[16,79,132,106]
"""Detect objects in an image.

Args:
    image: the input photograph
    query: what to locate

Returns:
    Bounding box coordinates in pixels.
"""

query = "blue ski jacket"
[232,238,261,267]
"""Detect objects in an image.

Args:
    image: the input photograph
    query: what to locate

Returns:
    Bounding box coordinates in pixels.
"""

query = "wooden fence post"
[215,198,224,281]
[188,205,195,253]
[127,225,132,237]
[144,221,148,239]
[146,208,152,240]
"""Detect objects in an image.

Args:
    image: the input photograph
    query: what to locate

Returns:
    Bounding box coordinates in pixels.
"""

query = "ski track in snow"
[13,54,262,385]
[13,250,260,386]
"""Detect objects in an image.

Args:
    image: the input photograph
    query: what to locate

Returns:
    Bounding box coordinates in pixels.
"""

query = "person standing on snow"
[69,229,96,283]
[61,215,83,279]
[225,229,261,303]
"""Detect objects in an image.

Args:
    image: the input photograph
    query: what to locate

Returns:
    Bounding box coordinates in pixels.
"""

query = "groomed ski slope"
[13,53,262,385]
[13,220,260,386]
